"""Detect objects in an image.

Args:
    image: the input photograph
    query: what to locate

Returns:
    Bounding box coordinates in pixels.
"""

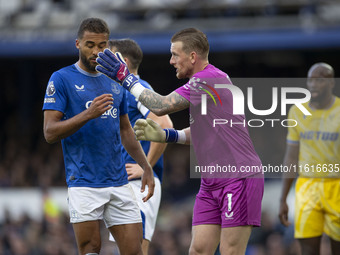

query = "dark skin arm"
[279,143,299,227]
[126,112,173,180]
[120,114,155,202]
[43,94,113,144]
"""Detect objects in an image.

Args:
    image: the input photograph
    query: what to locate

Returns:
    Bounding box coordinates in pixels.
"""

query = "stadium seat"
[47,10,78,29]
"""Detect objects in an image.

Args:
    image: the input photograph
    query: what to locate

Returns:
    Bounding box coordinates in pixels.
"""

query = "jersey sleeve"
[175,76,228,107]
[286,106,300,144]
[119,90,128,116]
[42,71,67,113]
[174,78,203,106]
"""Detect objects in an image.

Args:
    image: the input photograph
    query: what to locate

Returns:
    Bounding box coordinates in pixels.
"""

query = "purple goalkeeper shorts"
[192,177,263,228]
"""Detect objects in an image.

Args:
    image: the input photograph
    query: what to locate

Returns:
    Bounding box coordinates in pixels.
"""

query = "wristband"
[130,83,146,100]
[164,129,186,144]
[164,129,178,143]
[121,73,139,91]
[177,130,186,144]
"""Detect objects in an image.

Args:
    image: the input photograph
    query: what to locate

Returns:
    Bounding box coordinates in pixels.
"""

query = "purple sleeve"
[174,83,190,101]
[174,65,232,106]
[174,79,206,106]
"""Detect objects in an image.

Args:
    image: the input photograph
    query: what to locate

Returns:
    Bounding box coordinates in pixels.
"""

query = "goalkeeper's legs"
[219,226,252,255]
[189,224,220,255]
[189,225,252,255]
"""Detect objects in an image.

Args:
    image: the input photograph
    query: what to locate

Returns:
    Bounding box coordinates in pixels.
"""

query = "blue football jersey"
[43,63,128,188]
[123,77,164,182]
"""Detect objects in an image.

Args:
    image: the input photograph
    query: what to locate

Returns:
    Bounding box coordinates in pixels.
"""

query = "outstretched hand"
[134,119,166,143]
[96,49,139,91]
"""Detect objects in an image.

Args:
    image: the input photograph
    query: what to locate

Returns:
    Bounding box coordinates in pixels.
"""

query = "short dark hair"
[171,28,209,60]
[77,18,110,39]
[109,39,143,71]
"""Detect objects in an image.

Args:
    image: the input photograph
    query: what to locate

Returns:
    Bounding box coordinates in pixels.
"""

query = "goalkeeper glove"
[96,49,139,91]
[134,119,185,143]
[134,119,166,143]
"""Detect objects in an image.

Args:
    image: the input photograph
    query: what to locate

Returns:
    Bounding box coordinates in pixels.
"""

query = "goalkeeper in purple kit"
[96,28,264,255]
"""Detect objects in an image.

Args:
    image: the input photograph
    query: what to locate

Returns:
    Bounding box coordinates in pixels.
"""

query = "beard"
[310,89,328,103]
[80,54,97,72]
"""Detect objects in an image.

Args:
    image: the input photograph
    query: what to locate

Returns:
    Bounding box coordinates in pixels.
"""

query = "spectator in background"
[279,62,340,255]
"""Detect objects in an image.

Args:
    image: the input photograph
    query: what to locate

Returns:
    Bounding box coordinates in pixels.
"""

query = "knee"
[117,243,143,255]
[298,238,321,255]
[189,244,205,255]
[189,247,199,255]
[80,239,101,254]
[219,246,238,255]
[219,241,247,255]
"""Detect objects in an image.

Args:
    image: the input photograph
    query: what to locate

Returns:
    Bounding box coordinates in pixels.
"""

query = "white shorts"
[68,184,142,228]
[109,177,161,241]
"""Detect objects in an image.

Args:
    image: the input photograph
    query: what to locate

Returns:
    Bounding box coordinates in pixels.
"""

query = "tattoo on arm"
[139,90,190,115]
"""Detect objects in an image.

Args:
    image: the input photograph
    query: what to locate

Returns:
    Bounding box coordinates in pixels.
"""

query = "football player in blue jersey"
[108,39,173,255]
[42,18,154,255]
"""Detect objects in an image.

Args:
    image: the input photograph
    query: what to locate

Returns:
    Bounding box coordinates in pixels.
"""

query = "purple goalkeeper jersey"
[175,64,262,191]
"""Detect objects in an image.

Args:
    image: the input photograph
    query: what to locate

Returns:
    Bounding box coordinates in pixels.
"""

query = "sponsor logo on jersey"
[44,98,56,103]
[46,81,56,96]
[85,101,118,118]
[75,84,85,91]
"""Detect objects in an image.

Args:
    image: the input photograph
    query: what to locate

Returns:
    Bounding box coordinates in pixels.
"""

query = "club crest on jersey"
[111,83,121,94]
[46,81,56,96]
[75,84,85,91]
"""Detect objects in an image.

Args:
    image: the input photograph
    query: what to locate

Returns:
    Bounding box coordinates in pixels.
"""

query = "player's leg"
[68,187,112,255]
[189,188,222,255]
[330,238,340,255]
[189,224,221,255]
[294,178,324,255]
[109,223,143,255]
[72,221,101,254]
[141,240,150,255]
[297,237,321,255]
[219,177,262,255]
[104,184,144,255]
[323,179,340,255]
[220,225,252,255]
[128,178,162,255]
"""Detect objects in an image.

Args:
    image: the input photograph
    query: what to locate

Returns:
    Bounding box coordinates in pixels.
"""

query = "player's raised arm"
[96,49,190,116]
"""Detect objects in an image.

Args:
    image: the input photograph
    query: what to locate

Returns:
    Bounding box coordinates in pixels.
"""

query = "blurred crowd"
[1,0,339,36]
